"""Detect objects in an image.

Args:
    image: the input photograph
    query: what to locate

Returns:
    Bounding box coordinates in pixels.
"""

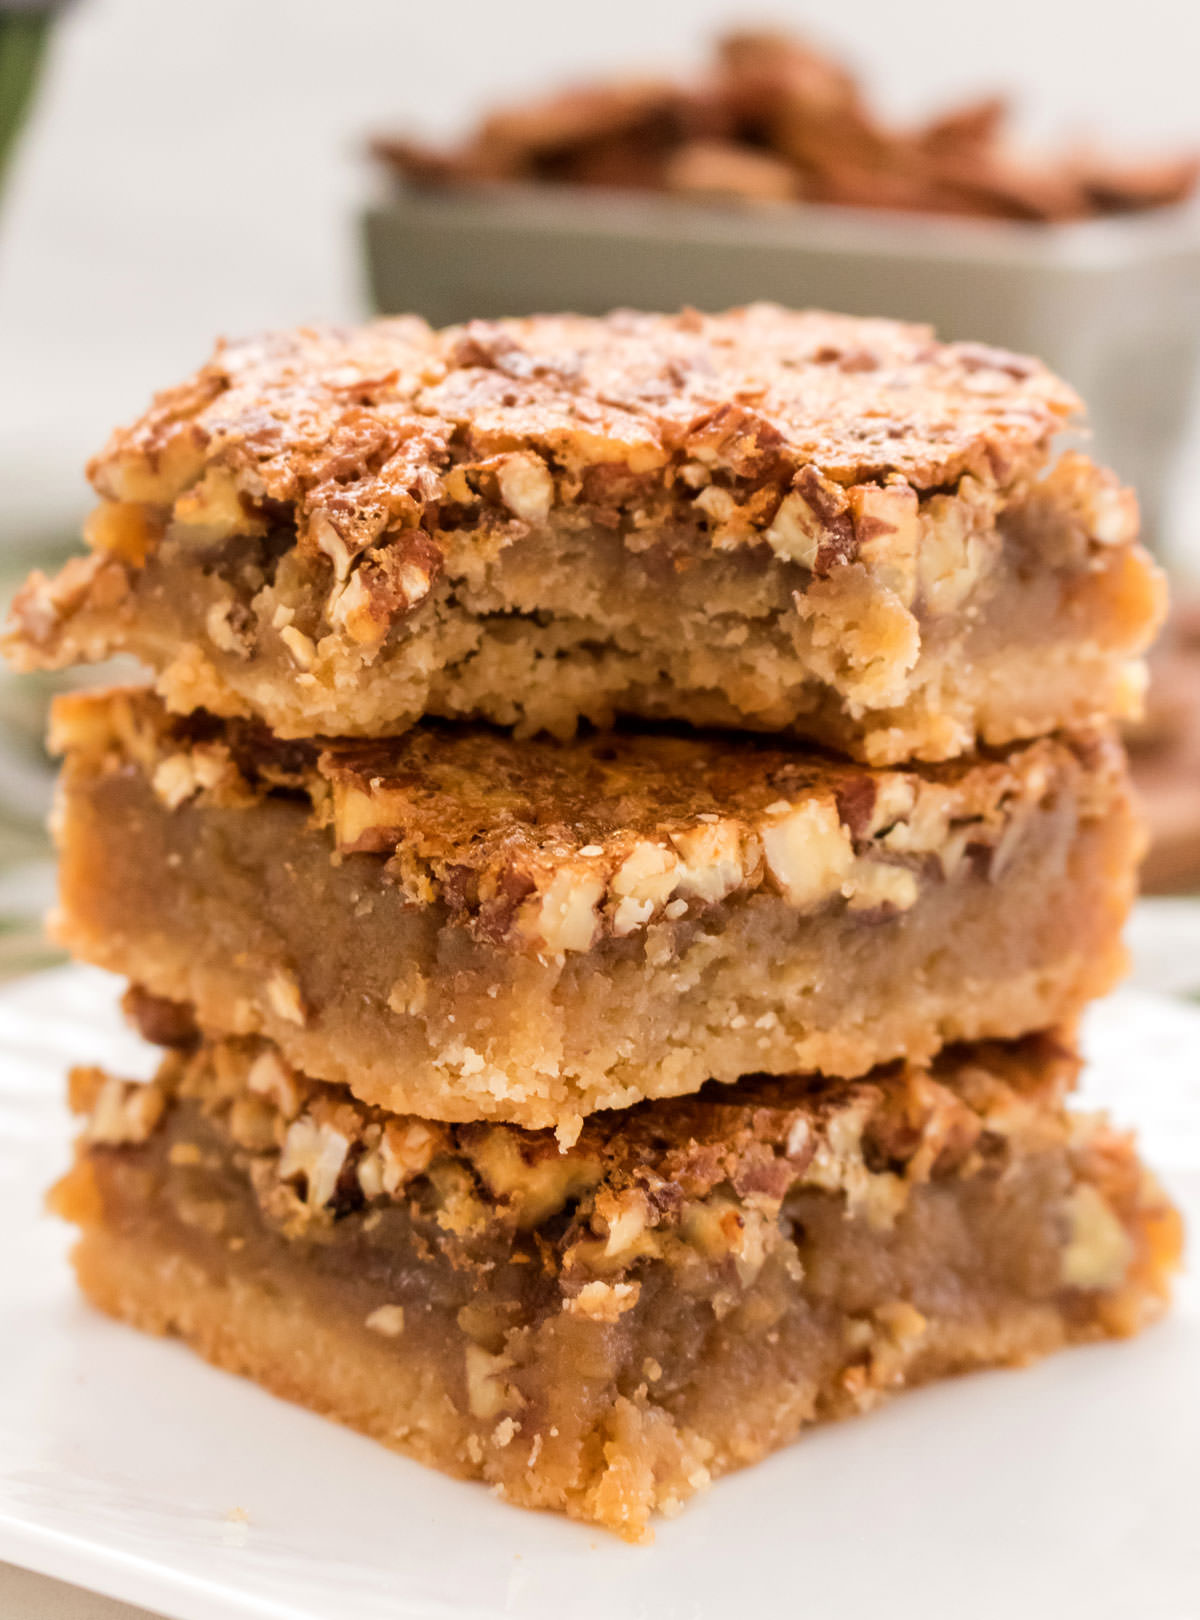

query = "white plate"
[0,965,1197,1620]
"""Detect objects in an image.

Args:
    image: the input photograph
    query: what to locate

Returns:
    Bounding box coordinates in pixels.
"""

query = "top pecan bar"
[5,305,1163,761]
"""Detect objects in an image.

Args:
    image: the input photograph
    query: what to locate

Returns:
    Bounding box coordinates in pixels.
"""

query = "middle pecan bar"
[52,689,1137,1140]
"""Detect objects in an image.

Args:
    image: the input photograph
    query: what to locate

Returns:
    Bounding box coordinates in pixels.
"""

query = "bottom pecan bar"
[53,1030,1180,1541]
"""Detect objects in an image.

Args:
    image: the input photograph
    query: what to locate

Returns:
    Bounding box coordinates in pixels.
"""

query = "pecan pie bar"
[54,1032,1181,1540]
[51,688,1138,1140]
[6,306,1163,763]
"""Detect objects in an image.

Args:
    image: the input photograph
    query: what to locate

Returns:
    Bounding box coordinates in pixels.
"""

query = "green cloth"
[0,10,53,193]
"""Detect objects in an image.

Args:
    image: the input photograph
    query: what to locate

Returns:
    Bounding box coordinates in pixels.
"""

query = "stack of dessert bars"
[6,306,1181,1540]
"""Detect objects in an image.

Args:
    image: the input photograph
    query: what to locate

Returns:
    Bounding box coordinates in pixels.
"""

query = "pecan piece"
[764,466,857,572]
[328,530,444,646]
[122,986,199,1049]
[683,403,788,482]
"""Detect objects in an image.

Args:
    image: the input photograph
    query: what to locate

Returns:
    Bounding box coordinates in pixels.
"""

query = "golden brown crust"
[50,685,1129,955]
[3,307,1157,759]
[83,305,1075,523]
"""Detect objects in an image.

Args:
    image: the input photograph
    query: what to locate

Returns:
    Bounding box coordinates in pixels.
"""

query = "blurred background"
[4,0,1200,559]
[1,0,1200,981]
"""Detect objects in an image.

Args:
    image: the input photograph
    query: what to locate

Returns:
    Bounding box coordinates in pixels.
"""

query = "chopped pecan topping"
[75,1030,1081,1280]
[328,530,444,645]
[56,686,1129,953]
[764,466,857,572]
[682,403,788,482]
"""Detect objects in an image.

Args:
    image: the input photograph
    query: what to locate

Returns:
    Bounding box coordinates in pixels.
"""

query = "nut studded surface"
[4,306,1162,760]
[51,688,1139,1137]
[55,1032,1182,1540]
[87,305,1081,499]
